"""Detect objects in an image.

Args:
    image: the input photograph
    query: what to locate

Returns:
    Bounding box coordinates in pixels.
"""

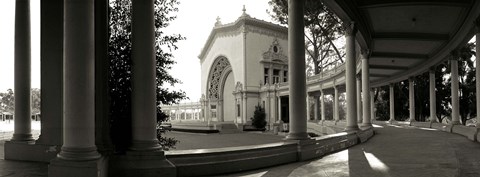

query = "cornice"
[198,16,287,60]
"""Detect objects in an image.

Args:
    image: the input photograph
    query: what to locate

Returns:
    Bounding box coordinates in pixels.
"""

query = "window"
[264,68,269,85]
[237,104,241,117]
[273,69,280,84]
[283,71,288,82]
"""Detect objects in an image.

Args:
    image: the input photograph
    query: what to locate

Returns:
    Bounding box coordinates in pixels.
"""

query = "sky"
[0,0,275,102]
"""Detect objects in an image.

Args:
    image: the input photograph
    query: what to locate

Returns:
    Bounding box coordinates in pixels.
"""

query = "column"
[344,21,359,131]
[314,95,320,121]
[370,88,375,122]
[37,0,63,147]
[475,19,480,127]
[409,77,416,122]
[334,86,339,122]
[57,0,100,160]
[277,96,282,122]
[286,0,308,140]
[450,54,460,125]
[306,96,311,121]
[320,90,325,121]
[429,68,437,123]
[389,83,395,122]
[362,50,372,127]
[356,75,362,123]
[12,0,33,142]
[130,0,161,151]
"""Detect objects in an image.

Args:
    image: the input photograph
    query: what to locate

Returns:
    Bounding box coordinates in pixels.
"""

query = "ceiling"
[322,0,480,87]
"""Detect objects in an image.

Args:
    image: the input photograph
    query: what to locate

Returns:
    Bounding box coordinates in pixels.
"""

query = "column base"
[451,121,461,125]
[109,150,176,177]
[285,138,316,161]
[360,123,372,128]
[345,125,360,132]
[285,132,310,140]
[4,141,60,162]
[11,133,35,142]
[48,156,107,177]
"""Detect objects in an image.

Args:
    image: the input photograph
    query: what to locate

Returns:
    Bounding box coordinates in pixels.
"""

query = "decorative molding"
[261,38,288,65]
[208,57,231,99]
[198,15,287,60]
[343,21,357,36]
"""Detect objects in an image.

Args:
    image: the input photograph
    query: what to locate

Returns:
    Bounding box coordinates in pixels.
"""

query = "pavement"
[2,123,480,177]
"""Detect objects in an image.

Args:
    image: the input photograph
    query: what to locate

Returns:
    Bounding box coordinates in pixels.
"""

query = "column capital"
[361,49,371,59]
[429,66,436,73]
[474,17,480,33]
[408,76,415,82]
[449,50,460,60]
[343,21,357,36]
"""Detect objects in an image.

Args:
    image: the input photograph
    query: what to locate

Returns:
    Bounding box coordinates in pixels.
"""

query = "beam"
[370,52,428,60]
[373,33,449,42]
[358,0,472,8]
[370,65,409,70]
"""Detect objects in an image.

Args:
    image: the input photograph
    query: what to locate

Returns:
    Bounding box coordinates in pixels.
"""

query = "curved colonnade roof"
[322,0,480,87]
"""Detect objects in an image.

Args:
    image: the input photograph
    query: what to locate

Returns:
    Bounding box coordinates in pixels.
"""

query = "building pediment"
[261,38,287,65]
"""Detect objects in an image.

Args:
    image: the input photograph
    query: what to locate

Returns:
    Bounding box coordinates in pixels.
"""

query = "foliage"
[251,105,267,129]
[268,0,344,76]
[0,89,15,114]
[31,88,41,115]
[109,0,186,152]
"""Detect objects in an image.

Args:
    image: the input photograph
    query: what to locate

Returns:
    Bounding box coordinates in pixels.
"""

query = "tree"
[251,105,267,129]
[268,0,344,75]
[31,88,41,115]
[0,89,15,114]
[109,0,186,152]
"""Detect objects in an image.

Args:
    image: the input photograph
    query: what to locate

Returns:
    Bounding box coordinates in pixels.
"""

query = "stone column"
[314,95,320,121]
[130,0,161,151]
[475,19,480,127]
[277,96,282,122]
[389,83,395,122]
[334,86,339,122]
[344,22,359,131]
[370,88,375,122]
[356,75,362,123]
[286,0,308,140]
[450,54,460,125]
[409,77,416,122]
[306,96,311,121]
[429,68,437,123]
[12,0,33,143]
[320,90,325,121]
[361,50,372,127]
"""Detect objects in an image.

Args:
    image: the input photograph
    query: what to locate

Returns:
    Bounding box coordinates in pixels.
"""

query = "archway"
[222,71,235,122]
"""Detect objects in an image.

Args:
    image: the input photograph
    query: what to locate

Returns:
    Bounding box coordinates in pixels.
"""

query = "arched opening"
[222,71,235,122]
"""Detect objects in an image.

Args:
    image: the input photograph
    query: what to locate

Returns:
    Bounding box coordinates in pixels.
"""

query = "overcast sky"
[0,0,275,102]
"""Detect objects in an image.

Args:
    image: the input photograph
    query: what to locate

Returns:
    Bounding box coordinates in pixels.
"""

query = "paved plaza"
[2,124,480,176]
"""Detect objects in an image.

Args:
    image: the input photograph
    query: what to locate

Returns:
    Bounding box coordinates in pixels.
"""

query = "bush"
[251,105,267,129]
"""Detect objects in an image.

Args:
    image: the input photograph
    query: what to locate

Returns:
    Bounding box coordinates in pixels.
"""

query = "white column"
[57,0,100,160]
[389,84,395,122]
[475,20,480,127]
[429,68,437,123]
[334,87,339,122]
[12,0,33,142]
[130,0,161,151]
[356,75,362,123]
[320,91,325,121]
[286,0,308,140]
[409,77,416,122]
[345,21,359,131]
[450,56,460,125]
[314,96,320,121]
[370,88,375,122]
[362,50,371,127]
[306,96,311,121]
[277,96,281,122]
